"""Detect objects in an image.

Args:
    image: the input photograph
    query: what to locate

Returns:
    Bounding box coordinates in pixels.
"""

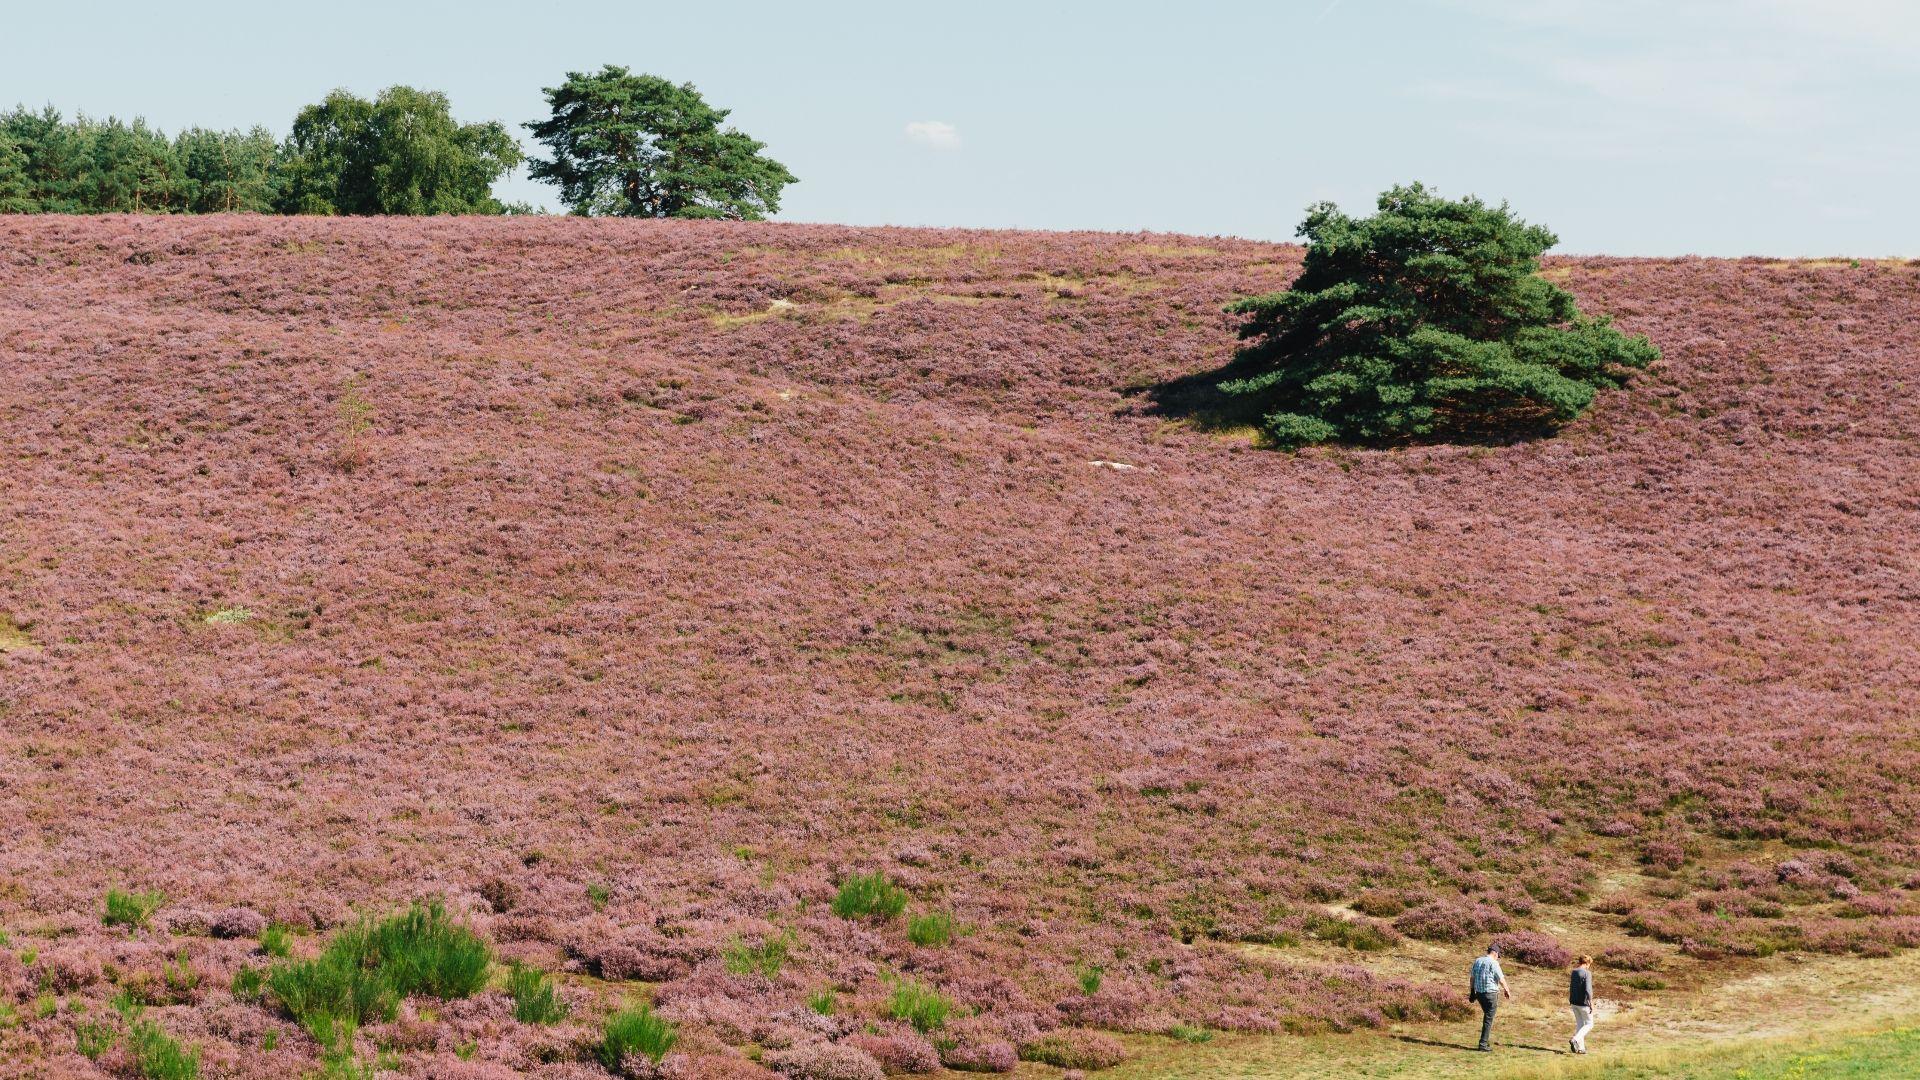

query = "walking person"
[1569,954,1596,1054]
[1467,943,1511,1051]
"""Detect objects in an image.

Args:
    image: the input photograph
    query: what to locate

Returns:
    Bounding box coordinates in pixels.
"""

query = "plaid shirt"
[1471,954,1505,995]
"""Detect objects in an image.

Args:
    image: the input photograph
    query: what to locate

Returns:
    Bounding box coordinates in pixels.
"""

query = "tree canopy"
[525,66,796,219]
[276,87,522,215]
[0,88,521,217]
[1222,183,1659,448]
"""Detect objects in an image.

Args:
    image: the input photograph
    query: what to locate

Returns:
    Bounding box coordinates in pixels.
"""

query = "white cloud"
[904,120,961,150]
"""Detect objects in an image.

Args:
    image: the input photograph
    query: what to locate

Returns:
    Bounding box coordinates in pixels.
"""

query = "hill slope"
[1,217,1917,1077]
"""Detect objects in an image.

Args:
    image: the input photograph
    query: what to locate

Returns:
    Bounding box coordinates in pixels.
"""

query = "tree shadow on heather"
[1124,358,1569,449]
[1122,355,1275,438]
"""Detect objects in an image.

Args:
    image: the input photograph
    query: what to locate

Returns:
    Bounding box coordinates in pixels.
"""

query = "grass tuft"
[722,930,794,978]
[831,872,908,920]
[506,962,569,1024]
[104,888,166,929]
[907,911,956,947]
[598,1005,677,1070]
[267,901,490,1048]
[884,976,953,1032]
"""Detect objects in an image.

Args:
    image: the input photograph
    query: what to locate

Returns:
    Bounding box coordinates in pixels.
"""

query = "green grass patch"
[721,930,794,978]
[884,976,953,1033]
[104,888,166,929]
[907,911,956,947]
[598,1005,677,1070]
[111,994,199,1079]
[1515,1025,1920,1079]
[267,901,490,1048]
[831,872,908,920]
[506,963,568,1025]
[1076,963,1104,995]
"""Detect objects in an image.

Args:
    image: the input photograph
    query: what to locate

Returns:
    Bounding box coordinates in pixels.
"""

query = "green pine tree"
[1223,183,1659,448]
[175,126,279,213]
[526,65,796,219]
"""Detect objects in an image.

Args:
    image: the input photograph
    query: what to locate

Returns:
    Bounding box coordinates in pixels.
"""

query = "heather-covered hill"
[1,216,1917,1078]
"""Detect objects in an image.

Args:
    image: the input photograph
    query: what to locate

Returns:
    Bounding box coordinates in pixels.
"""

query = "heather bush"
[1489,931,1572,968]
[938,1035,1018,1073]
[599,1005,679,1070]
[1019,1029,1127,1070]
[843,1032,941,1074]
[209,907,267,940]
[763,1042,886,1080]
[884,977,953,1033]
[105,887,166,929]
[906,912,955,947]
[1349,891,1413,918]
[831,874,908,920]
[1392,899,1509,942]
[1598,945,1664,971]
[507,962,569,1024]
[1221,183,1657,447]
[1305,913,1400,951]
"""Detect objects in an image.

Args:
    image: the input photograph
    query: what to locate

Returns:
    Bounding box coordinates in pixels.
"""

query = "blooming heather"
[0,216,1916,1075]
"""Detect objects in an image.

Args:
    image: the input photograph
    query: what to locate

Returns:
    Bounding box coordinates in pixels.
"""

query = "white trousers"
[1570,1004,1594,1050]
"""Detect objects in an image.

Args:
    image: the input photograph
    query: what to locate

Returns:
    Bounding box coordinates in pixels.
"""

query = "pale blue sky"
[8,0,1917,254]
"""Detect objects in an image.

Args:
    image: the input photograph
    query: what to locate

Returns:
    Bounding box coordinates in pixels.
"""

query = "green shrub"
[832,872,909,920]
[75,1018,116,1060]
[1169,1023,1213,1044]
[126,1017,200,1080]
[347,901,491,998]
[267,901,490,1046]
[586,883,612,911]
[884,977,952,1033]
[806,988,837,1016]
[104,888,166,929]
[229,966,265,1003]
[721,930,793,978]
[1076,964,1104,996]
[506,963,568,1025]
[259,923,294,959]
[1222,183,1658,448]
[598,1005,677,1070]
[907,912,955,947]
[268,946,399,1044]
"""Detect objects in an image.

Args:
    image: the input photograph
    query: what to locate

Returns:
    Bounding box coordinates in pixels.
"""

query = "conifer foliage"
[1223,183,1659,447]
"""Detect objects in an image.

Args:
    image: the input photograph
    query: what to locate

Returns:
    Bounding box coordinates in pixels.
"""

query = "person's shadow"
[1392,1035,1566,1055]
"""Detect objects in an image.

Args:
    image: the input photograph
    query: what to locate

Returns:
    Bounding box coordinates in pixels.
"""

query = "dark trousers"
[1473,991,1499,1049]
